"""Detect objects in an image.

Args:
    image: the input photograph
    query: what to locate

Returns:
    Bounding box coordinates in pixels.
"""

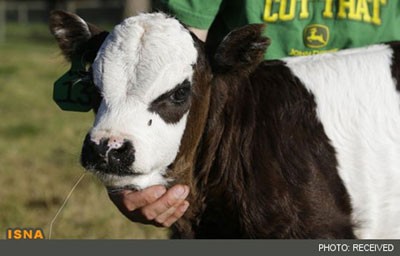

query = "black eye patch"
[149,79,192,124]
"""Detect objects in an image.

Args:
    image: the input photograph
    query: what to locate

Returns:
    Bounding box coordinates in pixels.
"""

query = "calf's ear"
[49,10,108,62]
[213,24,270,74]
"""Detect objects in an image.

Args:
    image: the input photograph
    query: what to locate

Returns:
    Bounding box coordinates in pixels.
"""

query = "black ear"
[49,10,108,62]
[213,24,270,74]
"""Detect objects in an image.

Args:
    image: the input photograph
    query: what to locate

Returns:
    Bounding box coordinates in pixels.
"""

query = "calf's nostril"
[108,141,135,162]
[81,135,136,175]
[97,138,110,155]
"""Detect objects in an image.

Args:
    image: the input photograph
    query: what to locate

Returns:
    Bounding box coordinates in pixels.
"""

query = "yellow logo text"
[289,48,339,57]
[264,0,387,25]
[6,228,45,240]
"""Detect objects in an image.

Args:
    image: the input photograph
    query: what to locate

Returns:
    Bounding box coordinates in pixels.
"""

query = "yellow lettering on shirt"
[371,0,387,25]
[337,0,356,19]
[264,0,278,22]
[279,0,296,21]
[323,0,334,18]
[263,0,387,26]
[353,0,372,22]
[299,0,309,19]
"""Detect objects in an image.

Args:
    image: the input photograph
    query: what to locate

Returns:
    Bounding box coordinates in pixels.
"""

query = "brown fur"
[49,10,108,62]
[170,24,355,238]
[168,37,213,237]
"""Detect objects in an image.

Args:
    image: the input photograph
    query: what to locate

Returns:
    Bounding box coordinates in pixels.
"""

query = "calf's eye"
[171,87,190,104]
[149,79,192,123]
[170,81,191,104]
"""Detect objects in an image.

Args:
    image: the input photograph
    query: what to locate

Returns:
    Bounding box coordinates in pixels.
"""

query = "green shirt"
[157,0,400,59]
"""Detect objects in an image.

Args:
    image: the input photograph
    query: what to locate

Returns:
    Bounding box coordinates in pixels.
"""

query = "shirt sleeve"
[156,0,223,30]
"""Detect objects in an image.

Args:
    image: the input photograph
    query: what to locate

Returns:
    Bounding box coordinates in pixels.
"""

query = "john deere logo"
[304,24,329,48]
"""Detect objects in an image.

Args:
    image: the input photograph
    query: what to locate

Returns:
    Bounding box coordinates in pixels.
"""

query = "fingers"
[121,185,167,211]
[108,184,190,227]
[140,185,189,221]
[108,185,166,214]
[161,201,190,227]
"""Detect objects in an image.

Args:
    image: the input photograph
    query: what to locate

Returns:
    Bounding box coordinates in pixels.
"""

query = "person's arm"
[188,27,208,42]
[109,185,189,227]
[156,0,222,42]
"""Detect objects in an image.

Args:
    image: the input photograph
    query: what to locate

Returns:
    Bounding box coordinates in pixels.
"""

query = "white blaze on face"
[90,13,198,189]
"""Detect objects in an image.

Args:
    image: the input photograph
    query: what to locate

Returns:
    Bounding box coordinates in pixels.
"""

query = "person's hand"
[108,185,190,227]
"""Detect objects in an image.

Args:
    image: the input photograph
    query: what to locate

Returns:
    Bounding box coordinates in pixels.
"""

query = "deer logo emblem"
[304,24,329,49]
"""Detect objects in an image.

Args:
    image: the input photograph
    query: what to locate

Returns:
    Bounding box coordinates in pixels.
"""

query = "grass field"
[0,23,168,239]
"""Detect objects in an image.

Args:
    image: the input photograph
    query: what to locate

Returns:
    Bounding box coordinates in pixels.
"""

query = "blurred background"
[0,0,169,239]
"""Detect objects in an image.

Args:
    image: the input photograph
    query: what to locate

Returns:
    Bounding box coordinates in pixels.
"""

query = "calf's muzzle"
[80,134,136,176]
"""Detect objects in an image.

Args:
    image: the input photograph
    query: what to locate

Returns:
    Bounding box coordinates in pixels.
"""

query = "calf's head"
[50,11,199,190]
[50,11,268,191]
[87,13,199,190]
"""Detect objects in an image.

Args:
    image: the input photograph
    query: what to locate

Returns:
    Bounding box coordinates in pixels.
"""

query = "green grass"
[0,23,169,239]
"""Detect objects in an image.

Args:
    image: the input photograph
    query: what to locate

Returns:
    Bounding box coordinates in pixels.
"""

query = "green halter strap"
[53,54,97,112]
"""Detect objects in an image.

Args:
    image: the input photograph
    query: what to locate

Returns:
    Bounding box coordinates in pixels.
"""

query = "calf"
[50,11,400,239]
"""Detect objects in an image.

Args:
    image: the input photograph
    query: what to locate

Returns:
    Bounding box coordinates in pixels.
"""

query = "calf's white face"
[82,13,198,190]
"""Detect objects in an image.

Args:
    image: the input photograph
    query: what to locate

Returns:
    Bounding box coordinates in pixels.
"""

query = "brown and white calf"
[50,11,400,239]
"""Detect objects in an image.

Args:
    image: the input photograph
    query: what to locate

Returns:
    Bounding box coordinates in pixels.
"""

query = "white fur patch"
[285,45,400,238]
[97,169,169,190]
[90,13,197,189]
